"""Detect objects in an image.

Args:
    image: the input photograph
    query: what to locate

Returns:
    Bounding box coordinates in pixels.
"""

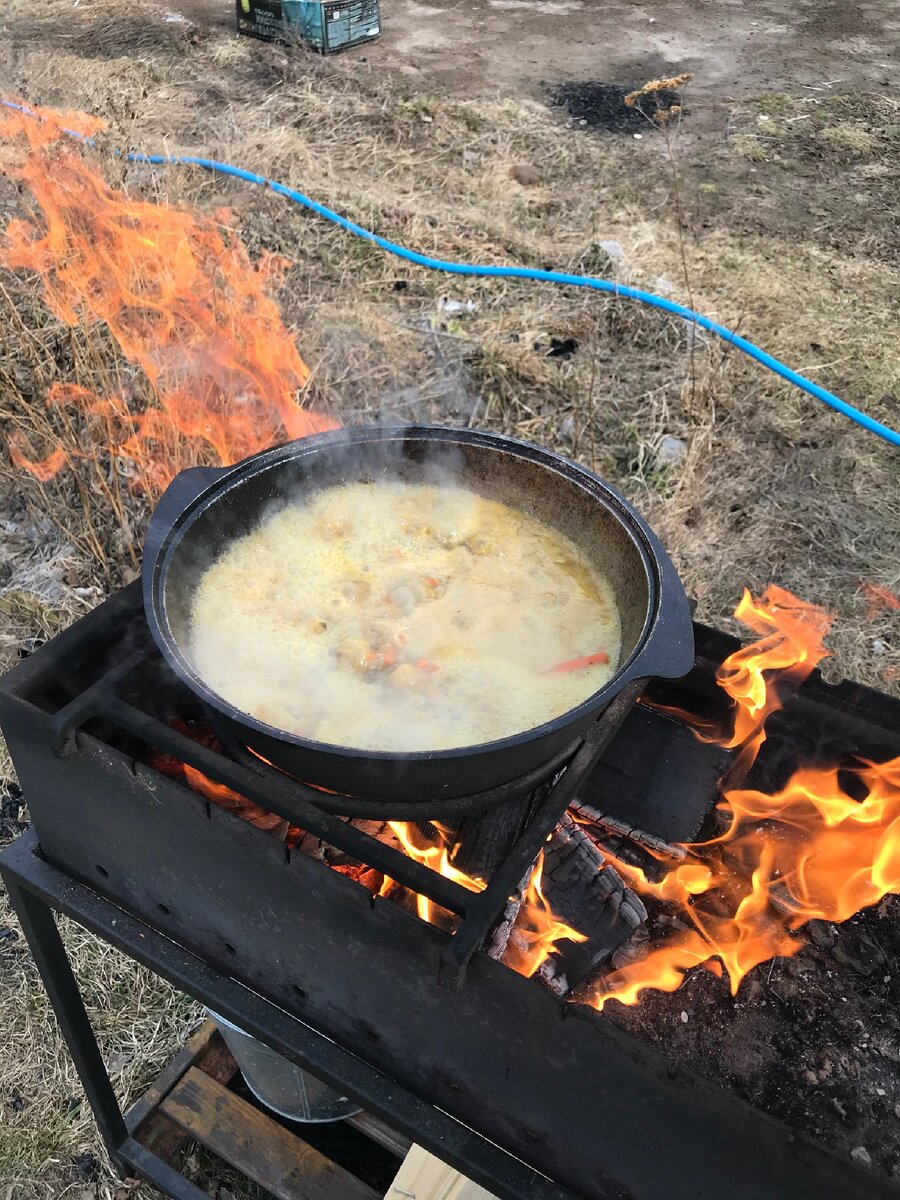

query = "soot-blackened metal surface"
[1,584,640,985]
[4,830,898,1200]
[3,585,900,1200]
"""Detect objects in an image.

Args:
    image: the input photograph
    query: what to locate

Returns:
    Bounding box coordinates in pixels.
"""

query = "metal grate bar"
[33,607,643,985]
[439,680,644,986]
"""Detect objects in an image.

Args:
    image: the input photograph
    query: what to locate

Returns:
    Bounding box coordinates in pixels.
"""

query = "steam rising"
[187,475,621,752]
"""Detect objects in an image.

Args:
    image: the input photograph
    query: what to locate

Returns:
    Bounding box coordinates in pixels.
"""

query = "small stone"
[851,1147,872,1167]
[802,1069,819,1085]
[597,238,625,262]
[894,1102,900,1119]
[680,1010,689,1024]
[559,416,576,445]
[508,163,542,187]
[833,1098,847,1118]
[657,435,688,467]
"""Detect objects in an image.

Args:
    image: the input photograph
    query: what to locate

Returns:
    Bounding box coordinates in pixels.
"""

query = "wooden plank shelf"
[127,1019,490,1200]
[161,1066,378,1200]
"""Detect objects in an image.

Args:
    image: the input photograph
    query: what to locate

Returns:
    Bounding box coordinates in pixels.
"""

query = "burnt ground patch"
[546,80,684,133]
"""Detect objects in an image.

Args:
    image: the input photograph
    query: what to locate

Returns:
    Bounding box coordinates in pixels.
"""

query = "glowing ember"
[0,100,335,495]
[145,719,288,835]
[586,588,900,1013]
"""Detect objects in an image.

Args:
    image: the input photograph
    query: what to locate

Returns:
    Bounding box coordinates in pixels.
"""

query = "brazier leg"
[5,876,129,1173]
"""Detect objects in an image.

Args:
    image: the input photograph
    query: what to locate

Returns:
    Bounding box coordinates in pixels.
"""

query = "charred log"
[568,798,688,861]
[510,813,647,995]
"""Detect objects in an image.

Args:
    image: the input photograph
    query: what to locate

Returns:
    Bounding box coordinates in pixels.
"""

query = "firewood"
[568,797,687,860]
[385,1145,498,1200]
[531,813,647,993]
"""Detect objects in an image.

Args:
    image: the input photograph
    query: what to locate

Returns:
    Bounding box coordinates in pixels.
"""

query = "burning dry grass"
[0,0,898,1194]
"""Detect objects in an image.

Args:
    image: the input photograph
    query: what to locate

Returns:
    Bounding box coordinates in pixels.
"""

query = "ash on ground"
[601,895,900,1181]
[546,81,683,132]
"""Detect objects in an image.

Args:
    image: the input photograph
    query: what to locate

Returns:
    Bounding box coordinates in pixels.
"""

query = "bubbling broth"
[187,481,622,752]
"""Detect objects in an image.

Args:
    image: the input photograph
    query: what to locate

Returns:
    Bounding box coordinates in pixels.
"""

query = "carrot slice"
[546,650,609,674]
[416,657,440,675]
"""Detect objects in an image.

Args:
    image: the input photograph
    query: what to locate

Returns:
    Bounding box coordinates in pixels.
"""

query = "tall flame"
[385,821,487,924]
[588,587,900,1012]
[687,585,832,772]
[0,101,335,494]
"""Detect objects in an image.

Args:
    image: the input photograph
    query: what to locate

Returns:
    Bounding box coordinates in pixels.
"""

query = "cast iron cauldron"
[143,426,694,803]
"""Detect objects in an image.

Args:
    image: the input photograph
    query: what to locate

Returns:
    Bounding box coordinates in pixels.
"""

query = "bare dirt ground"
[0,0,898,1195]
[178,0,900,109]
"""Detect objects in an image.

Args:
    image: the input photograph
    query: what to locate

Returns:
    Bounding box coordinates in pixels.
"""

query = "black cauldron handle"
[143,464,230,569]
[625,524,696,686]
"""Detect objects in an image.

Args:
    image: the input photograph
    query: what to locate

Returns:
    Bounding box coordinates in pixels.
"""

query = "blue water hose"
[3,97,898,447]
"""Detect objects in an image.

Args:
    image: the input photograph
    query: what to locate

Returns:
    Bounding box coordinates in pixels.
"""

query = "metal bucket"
[209,1011,361,1123]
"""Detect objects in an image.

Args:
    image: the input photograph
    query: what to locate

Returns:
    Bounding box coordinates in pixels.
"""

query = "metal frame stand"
[7,876,131,1174]
[1,830,574,1200]
[4,829,898,1200]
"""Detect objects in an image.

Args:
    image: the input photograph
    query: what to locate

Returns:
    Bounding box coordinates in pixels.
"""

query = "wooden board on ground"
[132,1021,239,1165]
[161,1065,378,1200]
[385,1145,498,1200]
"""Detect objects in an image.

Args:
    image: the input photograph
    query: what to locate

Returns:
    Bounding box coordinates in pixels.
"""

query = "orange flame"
[585,587,900,1013]
[592,845,800,1009]
[385,821,486,923]
[502,850,588,978]
[862,581,900,621]
[0,101,335,494]
[720,757,900,924]
[182,763,287,835]
[144,720,287,835]
[384,825,587,975]
[693,585,832,771]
